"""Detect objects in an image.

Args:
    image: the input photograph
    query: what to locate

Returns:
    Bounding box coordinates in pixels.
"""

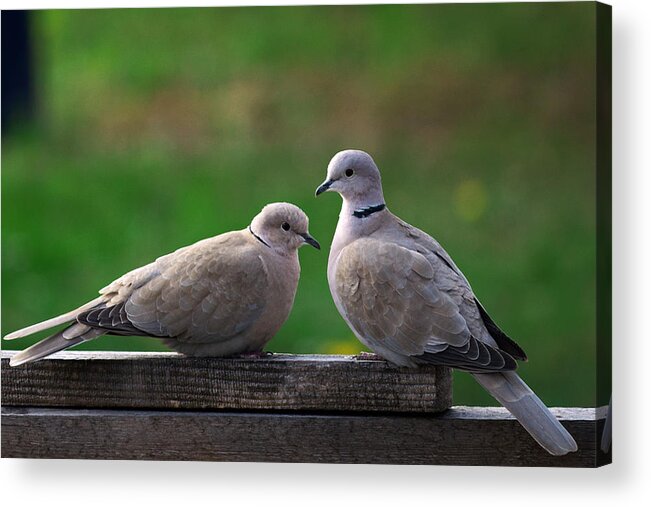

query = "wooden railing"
[1,350,610,467]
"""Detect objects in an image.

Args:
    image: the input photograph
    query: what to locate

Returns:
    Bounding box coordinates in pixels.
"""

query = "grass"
[2,3,602,406]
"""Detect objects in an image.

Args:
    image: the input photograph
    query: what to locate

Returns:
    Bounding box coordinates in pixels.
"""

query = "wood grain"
[1,406,611,467]
[1,350,452,413]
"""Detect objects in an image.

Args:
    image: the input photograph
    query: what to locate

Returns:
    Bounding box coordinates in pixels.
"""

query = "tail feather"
[473,371,578,456]
[4,297,103,340]
[9,325,107,367]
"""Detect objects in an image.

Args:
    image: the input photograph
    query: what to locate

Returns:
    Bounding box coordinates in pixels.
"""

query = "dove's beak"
[300,233,321,250]
[315,179,333,196]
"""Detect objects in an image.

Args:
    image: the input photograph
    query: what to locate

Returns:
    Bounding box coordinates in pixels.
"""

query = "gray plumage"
[317,149,578,456]
[5,202,319,366]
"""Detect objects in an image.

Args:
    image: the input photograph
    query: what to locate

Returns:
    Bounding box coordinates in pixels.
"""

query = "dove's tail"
[9,322,107,367]
[473,371,578,456]
[3,297,103,341]
[4,297,106,367]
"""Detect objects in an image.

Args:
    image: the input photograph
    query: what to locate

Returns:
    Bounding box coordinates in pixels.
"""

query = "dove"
[4,202,320,367]
[316,149,578,456]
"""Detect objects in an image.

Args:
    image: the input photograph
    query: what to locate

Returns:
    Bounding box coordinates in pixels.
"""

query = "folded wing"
[82,234,270,344]
[334,238,517,372]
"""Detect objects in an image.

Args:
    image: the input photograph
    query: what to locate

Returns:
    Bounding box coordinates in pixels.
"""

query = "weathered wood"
[1,406,610,467]
[0,351,608,466]
[0,350,452,414]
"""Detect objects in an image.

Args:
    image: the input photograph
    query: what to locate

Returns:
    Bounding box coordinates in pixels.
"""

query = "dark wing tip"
[474,298,528,361]
[77,302,152,336]
[415,337,519,373]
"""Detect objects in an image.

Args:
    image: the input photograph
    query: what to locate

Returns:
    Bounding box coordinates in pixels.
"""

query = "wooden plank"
[0,406,610,467]
[1,350,452,414]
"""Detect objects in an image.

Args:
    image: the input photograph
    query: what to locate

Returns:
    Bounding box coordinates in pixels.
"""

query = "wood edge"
[1,405,605,421]
[445,405,606,421]
[1,349,398,364]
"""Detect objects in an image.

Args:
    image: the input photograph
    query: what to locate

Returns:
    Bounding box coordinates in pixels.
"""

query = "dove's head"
[249,202,320,254]
[315,149,385,208]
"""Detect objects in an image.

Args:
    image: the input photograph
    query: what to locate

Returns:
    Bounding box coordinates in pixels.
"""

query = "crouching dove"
[5,202,319,367]
[316,150,577,456]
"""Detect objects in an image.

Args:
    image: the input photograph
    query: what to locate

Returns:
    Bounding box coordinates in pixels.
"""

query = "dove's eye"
[281,222,290,231]
[345,169,354,177]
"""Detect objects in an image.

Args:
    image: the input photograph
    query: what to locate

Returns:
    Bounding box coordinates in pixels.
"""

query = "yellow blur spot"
[455,179,488,222]
[325,340,364,355]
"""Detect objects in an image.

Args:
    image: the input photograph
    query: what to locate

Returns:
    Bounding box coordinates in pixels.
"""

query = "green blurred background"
[2,3,599,406]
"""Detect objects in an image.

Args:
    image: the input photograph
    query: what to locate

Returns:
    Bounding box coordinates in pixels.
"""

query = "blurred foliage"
[2,3,600,406]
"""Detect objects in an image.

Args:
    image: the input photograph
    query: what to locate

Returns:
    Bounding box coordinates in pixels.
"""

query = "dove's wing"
[391,218,528,362]
[334,237,517,372]
[79,232,270,344]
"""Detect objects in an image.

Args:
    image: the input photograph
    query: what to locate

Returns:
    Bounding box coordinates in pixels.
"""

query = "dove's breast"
[242,249,301,351]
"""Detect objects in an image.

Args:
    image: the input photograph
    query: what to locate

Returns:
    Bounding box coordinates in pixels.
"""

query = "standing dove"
[316,149,578,456]
[5,202,320,366]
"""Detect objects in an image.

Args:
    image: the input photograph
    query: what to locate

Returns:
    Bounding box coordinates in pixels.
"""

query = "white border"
[1,0,649,504]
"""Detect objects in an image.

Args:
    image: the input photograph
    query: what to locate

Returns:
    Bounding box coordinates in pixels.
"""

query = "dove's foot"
[236,351,274,359]
[352,351,385,361]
